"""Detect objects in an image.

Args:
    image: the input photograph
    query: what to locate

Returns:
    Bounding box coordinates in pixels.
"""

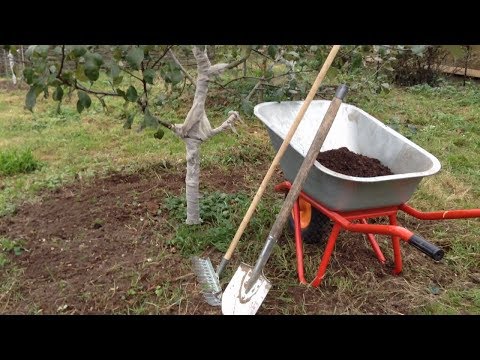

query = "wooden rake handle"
[221,45,341,265]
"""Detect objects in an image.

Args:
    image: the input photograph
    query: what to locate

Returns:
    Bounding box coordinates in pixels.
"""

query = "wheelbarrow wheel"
[288,197,332,244]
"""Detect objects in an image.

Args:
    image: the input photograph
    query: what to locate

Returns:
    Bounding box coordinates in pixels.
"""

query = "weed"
[164,191,253,255]
[1,238,25,256]
[0,148,42,176]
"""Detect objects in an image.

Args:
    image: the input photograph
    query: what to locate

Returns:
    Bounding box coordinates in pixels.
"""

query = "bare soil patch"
[0,162,455,314]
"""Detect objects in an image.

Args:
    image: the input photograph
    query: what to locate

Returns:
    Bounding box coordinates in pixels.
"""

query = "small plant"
[0,237,25,268]
[0,148,42,176]
[92,218,104,229]
[1,237,25,256]
[0,253,8,267]
[163,191,251,255]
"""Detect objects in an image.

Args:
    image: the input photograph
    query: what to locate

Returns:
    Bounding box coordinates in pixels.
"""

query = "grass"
[0,148,42,176]
[0,76,479,314]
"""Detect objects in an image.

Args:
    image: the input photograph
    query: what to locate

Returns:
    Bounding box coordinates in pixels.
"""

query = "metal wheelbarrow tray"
[254,100,441,212]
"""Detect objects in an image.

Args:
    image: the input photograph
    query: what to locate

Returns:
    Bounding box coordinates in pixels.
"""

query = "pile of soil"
[317,147,393,177]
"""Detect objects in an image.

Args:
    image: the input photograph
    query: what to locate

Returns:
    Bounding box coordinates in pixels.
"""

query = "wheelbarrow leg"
[360,218,386,264]
[388,214,403,274]
[311,223,342,287]
[293,198,308,284]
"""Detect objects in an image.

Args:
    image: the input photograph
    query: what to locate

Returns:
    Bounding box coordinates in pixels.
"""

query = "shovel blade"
[222,263,271,315]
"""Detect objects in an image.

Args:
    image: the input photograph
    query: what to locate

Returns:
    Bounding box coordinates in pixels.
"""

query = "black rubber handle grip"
[409,234,444,261]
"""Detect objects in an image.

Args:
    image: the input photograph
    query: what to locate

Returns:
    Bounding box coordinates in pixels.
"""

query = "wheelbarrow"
[253,100,480,286]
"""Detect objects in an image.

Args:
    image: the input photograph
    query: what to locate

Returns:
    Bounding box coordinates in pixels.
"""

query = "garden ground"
[1,78,479,314]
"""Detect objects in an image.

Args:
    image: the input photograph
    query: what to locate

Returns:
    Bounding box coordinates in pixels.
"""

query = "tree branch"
[218,69,316,88]
[57,45,66,77]
[209,111,242,137]
[73,80,121,97]
[225,46,252,69]
[140,61,148,110]
[169,49,195,85]
[245,80,263,102]
[251,48,275,61]
[157,117,173,130]
[151,45,174,69]
[121,68,143,82]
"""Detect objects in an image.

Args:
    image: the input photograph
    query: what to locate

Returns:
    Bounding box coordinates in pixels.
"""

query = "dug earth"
[317,147,393,177]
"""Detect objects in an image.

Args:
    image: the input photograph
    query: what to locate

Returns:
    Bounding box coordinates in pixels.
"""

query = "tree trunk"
[184,138,202,224]
[8,51,17,85]
[171,46,242,224]
[463,45,471,87]
[20,45,25,79]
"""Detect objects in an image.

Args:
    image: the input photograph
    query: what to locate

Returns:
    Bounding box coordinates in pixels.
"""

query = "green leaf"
[142,108,159,129]
[143,69,155,84]
[241,99,254,115]
[126,86,138,102]
[113,75,123,86]
[160,60,184,85]
[25,86,39,111]
[33,62,47,74]
[34,45,49,57]
[109,62,121,79]
[46,73,62,87]
[116,89,127,100]
[90,53,104,66]
[62,70,74,84]
[13,246,23,256]
[82,52,103,82]
[77,91,92,112]
[350,52,363,71]
[267,45,278,59]
[75,64,88,82]
[154,128,164,140]
[70,46,87,58]
[23,68,35,84]
[126,47,144,70]
[273,88,285,102]
[53,86,64,101]
[169,69,183,85]
[84,62,100,81]
[25,45,37,58]
[83,51,103,66]
[0,254,8,267]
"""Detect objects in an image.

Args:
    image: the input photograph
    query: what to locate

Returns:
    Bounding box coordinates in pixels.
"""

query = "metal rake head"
[191,256,222,306]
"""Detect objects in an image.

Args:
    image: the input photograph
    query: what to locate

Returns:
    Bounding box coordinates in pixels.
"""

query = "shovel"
[192,45,341,306]
[222,84,349,315]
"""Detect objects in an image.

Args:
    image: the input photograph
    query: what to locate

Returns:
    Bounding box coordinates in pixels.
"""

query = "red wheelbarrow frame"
[275,181,480,287]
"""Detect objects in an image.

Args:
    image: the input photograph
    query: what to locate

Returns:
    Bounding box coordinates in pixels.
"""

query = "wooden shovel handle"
[223,45,341,261]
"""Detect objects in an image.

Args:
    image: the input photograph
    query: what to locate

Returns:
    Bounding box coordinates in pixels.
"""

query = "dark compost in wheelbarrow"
[317,147,394,177]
